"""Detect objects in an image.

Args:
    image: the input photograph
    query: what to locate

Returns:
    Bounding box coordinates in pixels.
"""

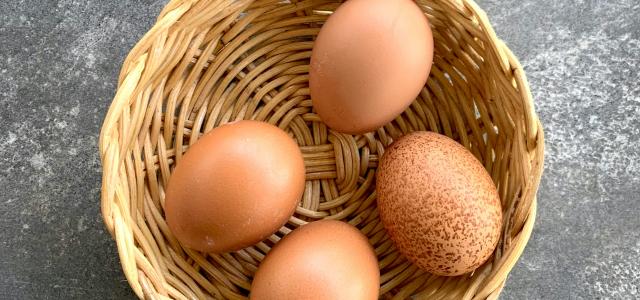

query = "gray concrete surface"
[0,0,638,299]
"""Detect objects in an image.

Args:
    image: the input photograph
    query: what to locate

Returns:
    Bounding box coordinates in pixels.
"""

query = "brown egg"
[376,132,502,276]
[310,0,433,134]
[165,120,305,253]
[250,220,379,300]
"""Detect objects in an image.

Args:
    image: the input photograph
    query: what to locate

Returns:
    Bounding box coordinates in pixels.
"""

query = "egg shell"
[310,0,434,134]
[250,220,380,300]
[376,132,503,276]
[165,120,305,253]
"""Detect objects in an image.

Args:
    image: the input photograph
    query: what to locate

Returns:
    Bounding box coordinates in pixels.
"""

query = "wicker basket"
[99,0,544,299]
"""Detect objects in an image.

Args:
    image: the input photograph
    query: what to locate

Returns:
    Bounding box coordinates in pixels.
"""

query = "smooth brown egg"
[376,132,502,276]
[310,0,433,134]
[165,120,305,253]
[250,220,379,300]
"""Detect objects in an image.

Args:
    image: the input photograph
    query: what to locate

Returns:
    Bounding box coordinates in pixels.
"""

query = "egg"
[165,120,305,253]
[250,220,379,300]
[309,0,433,134]
[376,132,502,276]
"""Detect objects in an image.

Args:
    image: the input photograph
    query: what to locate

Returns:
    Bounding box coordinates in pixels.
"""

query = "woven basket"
[99,0,544,299]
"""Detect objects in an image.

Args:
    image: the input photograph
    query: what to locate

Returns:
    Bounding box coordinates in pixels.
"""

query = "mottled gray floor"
[0,0,638,299]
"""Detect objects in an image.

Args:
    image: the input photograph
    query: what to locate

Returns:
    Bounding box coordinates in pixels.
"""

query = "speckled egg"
[376,132,502,276]
[250,220,379,300]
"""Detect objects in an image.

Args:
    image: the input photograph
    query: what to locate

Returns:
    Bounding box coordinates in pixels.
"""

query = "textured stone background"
[0,0,638,299]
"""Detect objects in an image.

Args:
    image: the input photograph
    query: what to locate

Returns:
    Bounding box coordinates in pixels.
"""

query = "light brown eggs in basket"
[165,120,305,253]
[309,0,434,134]
[250,220,380,300]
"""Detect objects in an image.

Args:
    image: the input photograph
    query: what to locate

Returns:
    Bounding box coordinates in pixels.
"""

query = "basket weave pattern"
[99,0,544,299]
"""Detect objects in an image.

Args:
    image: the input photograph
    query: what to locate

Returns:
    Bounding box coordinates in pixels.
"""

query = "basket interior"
[100,0,544,299]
